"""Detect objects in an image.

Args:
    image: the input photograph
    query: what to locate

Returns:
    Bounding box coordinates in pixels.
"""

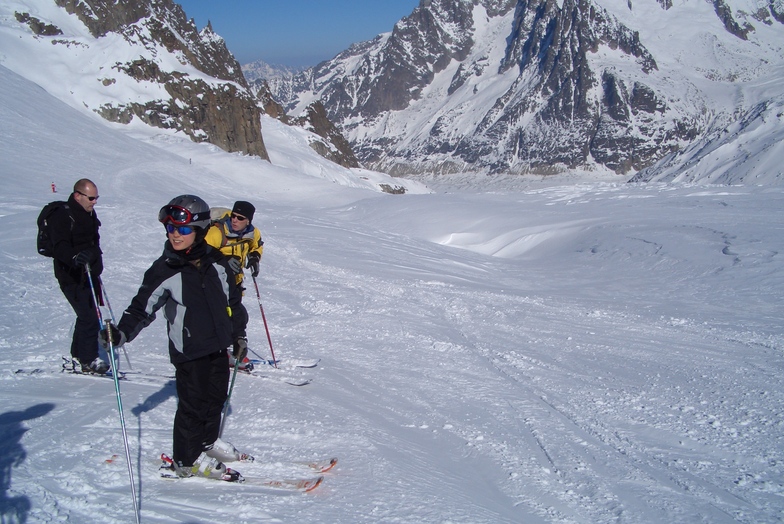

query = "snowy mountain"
[278,0,784,179]
[0,0,268,158]
[243,60,304,119]
[629,82,784,184]
[243,60,304,84]
[3,51,784,523]
[243,59,304,104]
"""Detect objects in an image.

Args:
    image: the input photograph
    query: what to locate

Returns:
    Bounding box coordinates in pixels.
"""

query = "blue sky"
[176,0,420,67]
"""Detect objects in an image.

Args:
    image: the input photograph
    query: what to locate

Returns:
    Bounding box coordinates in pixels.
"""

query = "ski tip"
[303,475,325,492]
[320,458,338,473]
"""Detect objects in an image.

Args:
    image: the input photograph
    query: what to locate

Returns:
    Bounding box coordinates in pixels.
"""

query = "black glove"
[227,256,242,275]
[245,252,261,278]
[99,322,126,349]
[73,247,100,268]
[232,337,248,361]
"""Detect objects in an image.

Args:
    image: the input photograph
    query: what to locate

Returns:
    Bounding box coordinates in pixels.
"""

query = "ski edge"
[242,371,311,386]
[302,457,338,473]
[159,468,324,492]
[158,454,328,492]
[249,358,320,369]
[246,475,324,492]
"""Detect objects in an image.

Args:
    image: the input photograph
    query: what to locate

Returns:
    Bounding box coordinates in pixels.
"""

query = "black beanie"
[232,201,255,222]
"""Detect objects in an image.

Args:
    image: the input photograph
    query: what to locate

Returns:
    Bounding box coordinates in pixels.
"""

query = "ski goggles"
[165,224,195,235]
[158,205,208,226]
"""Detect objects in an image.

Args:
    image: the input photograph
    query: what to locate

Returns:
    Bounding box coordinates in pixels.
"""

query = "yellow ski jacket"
[204,211,263,287]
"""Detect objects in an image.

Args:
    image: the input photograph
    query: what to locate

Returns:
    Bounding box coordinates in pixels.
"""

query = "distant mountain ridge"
[272,0,784,179]
[242,60,304,83]
[243,60,305,117]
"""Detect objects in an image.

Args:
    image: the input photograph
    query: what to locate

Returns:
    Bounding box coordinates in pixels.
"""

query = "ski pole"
[251,275,278,368]
[247,346,268,361]
[219,358,241,438]
[98,276,133,370]
[85,265,140,524]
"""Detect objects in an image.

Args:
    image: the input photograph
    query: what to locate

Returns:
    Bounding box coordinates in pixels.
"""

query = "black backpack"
[37,201,73,257]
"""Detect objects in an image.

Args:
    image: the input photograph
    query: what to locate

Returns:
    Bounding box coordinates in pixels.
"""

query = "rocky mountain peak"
[272,0,782,177]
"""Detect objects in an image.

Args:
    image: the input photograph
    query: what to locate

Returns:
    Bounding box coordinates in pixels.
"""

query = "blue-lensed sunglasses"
[166,224,194,235]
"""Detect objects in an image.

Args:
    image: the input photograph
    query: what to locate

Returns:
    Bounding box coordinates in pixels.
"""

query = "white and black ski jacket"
[117,240,248,364]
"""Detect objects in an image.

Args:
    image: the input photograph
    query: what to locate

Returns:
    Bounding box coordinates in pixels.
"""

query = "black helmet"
[158,194,211,230]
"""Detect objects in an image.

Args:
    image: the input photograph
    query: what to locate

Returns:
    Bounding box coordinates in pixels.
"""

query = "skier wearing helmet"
[100,194,251,481]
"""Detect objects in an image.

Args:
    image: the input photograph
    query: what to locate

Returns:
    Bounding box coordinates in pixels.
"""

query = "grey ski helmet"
[158,194,211,230]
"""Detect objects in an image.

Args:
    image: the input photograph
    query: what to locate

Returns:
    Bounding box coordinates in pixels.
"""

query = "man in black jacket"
[50,179,107,374]
[102,195,250,481]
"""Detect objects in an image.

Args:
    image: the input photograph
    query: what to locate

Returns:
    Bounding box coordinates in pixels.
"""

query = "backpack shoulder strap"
[63,203,74,229]
[206,220,229,249]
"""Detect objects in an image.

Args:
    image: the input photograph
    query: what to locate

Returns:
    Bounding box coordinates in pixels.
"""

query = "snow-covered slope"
[2,56,784,524]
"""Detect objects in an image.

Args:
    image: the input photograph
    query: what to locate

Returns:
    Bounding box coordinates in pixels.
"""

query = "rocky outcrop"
[712,0,753,39]
[772,0,784,23]
[14,12,63,35]
[255,81,289,122]
[251,76,359,168]
[54,0,268,159]
[292,102,359,168]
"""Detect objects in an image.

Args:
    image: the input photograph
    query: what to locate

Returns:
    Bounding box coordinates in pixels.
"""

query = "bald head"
[73,179,99,212]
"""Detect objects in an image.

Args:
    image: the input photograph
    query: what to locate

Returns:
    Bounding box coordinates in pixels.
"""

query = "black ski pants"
[59,281,100,366]
[172,350,230,468]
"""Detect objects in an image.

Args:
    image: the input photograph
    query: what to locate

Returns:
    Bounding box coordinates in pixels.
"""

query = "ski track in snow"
[1,64,783,522]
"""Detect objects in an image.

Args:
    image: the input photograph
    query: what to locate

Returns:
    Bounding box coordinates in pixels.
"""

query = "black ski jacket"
[50,194,102,286]
[117,240,247,364]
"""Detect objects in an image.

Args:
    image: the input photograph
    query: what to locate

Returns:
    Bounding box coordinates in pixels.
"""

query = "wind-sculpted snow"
[1,62,783,522]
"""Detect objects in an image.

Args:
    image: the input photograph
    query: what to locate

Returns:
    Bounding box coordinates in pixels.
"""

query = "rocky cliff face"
[291,101,360,169]
[276,0,783,176]
[250,69,358,169]
[53,0,267,159]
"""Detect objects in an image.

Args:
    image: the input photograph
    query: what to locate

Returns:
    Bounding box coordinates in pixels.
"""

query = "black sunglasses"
[231,213,248,221]
[76,190,99,201]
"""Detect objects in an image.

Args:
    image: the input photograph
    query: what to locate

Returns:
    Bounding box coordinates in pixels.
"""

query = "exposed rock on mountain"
[249,67,358,168]
[255,81,289,122]
[275,0,783,177]
[15,11,62,35]
[629,95,784,184]
[42,0,268,158]
[291,101,359,169]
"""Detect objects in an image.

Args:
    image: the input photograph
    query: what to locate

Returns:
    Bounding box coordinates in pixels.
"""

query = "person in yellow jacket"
[205,201,263,371]
[205,201,263,290]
